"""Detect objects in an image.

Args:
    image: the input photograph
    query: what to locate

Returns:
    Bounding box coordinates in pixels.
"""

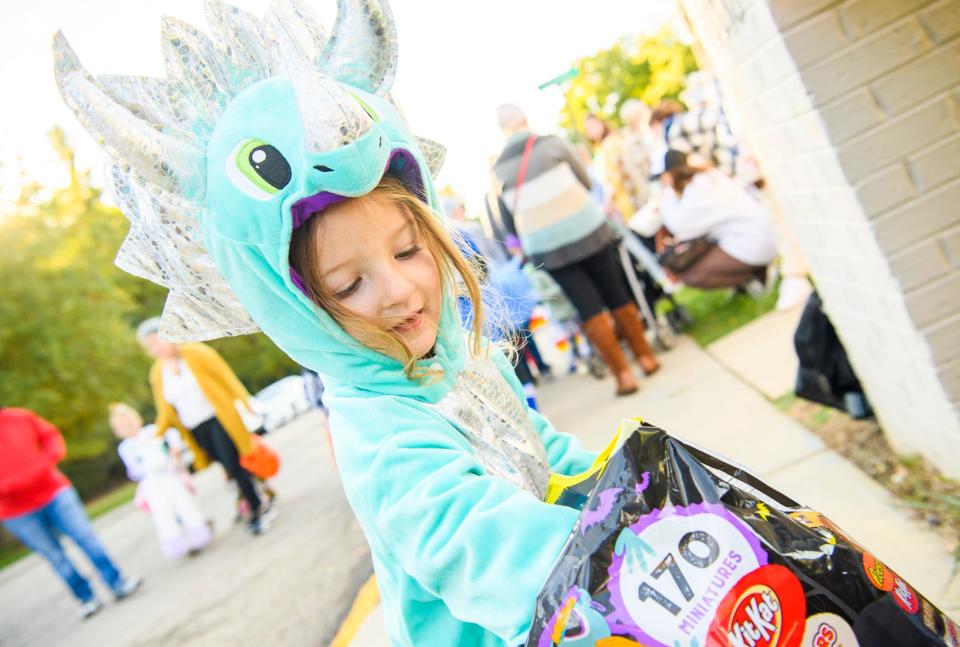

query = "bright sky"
[0,0,678,213]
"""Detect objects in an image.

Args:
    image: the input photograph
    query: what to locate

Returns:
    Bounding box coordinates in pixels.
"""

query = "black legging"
[192,418,262,517]
[548,244,633,321]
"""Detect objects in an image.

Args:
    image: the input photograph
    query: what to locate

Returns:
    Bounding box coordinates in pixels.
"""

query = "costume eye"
[226,138,291,200]
[348,92,379,122]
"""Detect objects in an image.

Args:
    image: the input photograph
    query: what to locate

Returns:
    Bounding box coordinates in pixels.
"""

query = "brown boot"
[581,312,639,396]
[612,302,661,376]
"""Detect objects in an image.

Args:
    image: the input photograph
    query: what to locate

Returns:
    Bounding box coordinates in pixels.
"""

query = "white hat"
[496,103,527,131]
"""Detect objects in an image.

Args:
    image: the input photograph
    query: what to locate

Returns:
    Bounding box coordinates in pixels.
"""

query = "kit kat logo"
[708,565,805,647]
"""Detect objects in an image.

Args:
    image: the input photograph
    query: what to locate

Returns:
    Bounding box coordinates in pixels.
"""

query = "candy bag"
[527,420,959,647]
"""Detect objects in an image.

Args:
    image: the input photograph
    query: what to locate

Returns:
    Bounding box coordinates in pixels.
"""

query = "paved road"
[0,410,371,647]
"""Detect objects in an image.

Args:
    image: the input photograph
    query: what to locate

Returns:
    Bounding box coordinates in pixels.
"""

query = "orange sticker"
[789,510,823,529]
[595,638,642,647]
[861,553,894,591]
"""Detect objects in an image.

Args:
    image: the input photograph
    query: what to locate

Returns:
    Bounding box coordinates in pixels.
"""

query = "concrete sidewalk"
[0,411,372,647]
[347,307,960,644]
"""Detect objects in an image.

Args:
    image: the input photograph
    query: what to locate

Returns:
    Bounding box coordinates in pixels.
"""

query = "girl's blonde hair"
[108,402,141,429]
[289,175,486,379]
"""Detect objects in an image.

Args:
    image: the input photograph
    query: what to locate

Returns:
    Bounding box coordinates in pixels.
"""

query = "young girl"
[287,176,596,645]
[109,404,212,559]
[54,1,595,643]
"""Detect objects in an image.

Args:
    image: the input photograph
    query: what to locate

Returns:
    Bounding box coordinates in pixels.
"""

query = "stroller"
[615,224,692,351]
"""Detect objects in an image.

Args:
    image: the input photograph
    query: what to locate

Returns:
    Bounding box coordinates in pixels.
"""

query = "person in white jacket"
[659,150,777,289]
[109,403,211,559]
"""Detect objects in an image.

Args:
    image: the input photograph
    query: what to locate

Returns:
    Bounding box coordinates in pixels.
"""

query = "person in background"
[441,194,548,407]
[581,114,619,217]
[0,406,141,619]
[491,104,660,397]
[584,109,654,220]
[137,318,273,536]
[649,99,684,177]
[665,71,739,176]
[574,143,607,207]
[616,99,655,215]
[659,149,777,290]
[442,193,508,266]
[525,263,594,376]
[109,403,211,559]
[301,367,328,414]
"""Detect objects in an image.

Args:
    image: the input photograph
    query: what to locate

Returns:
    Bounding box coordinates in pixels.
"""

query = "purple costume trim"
[290,192,348,230]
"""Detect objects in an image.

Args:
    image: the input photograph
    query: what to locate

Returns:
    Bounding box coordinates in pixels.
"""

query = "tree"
[0,131,299,464]
[558,27,698,137]
[0,129,155,458]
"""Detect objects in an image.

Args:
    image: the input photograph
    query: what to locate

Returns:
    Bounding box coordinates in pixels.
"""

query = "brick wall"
[678,0,960,476]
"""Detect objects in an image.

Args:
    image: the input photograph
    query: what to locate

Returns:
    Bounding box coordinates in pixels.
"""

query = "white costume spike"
[108,165,258,341]
[416,136,447,178]
[96,75,212,139]
[265,0,329,68]
[54,32,206,207]
[161,17,232,125]
[319,0,398,95]
[290,69,373,154]
[54,0,429,341]
[204,0,274,93]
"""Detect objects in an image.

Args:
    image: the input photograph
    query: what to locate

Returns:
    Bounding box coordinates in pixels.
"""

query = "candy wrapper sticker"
[527,421,959,647]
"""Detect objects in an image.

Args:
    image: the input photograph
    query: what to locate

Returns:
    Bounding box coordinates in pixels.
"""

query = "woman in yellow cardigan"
[136,318,270,535]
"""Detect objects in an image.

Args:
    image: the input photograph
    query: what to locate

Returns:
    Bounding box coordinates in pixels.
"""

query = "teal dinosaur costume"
[54,1,595,644]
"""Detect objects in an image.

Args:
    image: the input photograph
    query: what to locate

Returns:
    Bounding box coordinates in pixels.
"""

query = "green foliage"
[559,28,698,137]
[661,282,780,348]
[0,130,154,459]
[0,130,298,477]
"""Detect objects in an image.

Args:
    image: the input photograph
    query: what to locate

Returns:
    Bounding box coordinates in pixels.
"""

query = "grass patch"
[0,545,30,571]
[0,481,137,571]
[661,282,779,347]
[84,482,137,520]
[774,393,796,412]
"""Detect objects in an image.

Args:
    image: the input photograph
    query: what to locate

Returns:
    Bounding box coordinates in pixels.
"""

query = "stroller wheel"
[587,355,607,380]
[667,306,694,332]
[654,313,676,351]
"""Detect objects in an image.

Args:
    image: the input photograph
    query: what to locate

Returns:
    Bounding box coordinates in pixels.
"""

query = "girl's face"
[314,194,442,359]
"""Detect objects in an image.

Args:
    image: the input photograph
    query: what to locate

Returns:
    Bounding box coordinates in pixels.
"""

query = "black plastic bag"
[527,422,958,647]
[794,291,871,419]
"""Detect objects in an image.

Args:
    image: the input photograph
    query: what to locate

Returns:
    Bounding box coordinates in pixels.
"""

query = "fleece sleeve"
[366,412,579,646]
[489,349,597,476]
[553,136,594,190]
[32,413,66,464]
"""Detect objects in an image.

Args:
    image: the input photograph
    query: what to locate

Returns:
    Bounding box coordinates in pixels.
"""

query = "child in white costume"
[109,404,211,558]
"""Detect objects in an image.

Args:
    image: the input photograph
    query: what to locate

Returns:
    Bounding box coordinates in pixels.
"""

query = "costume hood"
[54,0,464,399]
